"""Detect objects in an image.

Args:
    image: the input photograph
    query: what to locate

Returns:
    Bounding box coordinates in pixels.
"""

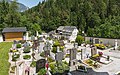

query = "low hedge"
[23,46,31,53]
[12,54,20,61]
[30,61,36,67]
[16,44,22,48]
[23,55,31,60]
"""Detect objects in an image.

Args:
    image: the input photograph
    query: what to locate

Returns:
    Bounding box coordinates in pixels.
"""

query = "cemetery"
[0,29,120,75]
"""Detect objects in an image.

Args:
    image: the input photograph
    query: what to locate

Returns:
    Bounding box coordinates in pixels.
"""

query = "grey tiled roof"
[57,26,77,32]
[2,27,27,33]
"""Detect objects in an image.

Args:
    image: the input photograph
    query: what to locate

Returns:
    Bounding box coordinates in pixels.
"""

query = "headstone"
[55,52,64,62]
[70,48,77,60]
[74,43,78,49]
[69,48,77,66]
[36,59,46,73]
[91,47,97,56]
[115,39,118,50]
[95,39,99,44]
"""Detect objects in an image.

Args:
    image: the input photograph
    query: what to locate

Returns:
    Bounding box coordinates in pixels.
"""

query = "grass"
[0,42,12,75]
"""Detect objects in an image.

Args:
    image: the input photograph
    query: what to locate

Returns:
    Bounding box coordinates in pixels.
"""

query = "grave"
[55,52,64,62]
[36,59,46,73]
[91,46,97,56]
[69,48,77,66]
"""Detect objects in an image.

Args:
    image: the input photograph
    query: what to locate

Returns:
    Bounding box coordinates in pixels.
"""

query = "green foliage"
[40,52,45,57]
[30,61,36,67]
[52,47,57,53]
[16,44,22,48]
[0,42,12,75]
[47,57,55,63]
[23,55,31,60]
[0,0,120,38]
[12,54,20,61]
[53,40,60,47]
[75,35,84,46]
[50,62,69,74]
[23,46,31,53]
[38,68,46,75]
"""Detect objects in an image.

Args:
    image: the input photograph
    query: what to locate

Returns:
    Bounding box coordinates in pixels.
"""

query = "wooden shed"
[2,27,26,41]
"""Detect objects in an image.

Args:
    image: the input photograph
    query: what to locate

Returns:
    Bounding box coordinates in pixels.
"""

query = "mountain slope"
[23,0,120,38]
[0,0,28,12]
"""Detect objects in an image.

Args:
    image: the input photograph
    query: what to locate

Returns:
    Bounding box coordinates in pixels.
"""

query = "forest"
[0,0,120,38]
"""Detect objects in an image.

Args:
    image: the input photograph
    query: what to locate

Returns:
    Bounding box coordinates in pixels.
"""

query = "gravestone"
[95,39,99,44]
[33,40,40,50]
[91,46,97,56]
[69,48,77,66]
[36,59,46,73]
[55,52,64,62]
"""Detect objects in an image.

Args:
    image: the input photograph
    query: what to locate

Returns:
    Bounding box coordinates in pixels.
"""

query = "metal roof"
[57,26,77,32]
[2,27,27,33]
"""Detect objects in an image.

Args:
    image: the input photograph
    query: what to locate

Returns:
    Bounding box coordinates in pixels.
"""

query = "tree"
[75,35,84,46]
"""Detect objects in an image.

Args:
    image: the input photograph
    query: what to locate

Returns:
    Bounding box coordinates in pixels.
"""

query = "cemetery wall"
[85,37,120,46]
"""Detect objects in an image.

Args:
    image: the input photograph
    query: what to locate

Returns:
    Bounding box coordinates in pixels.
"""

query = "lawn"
[0,42,12,75]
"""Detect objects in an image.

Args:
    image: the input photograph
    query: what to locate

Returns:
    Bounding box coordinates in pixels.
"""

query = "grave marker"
[36,59,46,73]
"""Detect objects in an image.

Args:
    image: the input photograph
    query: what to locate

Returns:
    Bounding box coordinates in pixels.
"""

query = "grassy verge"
[0,42,12,75]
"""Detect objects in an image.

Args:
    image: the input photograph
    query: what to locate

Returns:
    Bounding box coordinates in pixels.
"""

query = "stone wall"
[85,37,120,46]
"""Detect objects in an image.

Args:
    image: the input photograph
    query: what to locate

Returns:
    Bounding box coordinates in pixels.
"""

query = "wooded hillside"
[0,0,120,38]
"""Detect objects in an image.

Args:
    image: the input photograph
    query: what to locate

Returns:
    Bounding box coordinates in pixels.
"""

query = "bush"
[53,40,60,47]
[75,35,84,46]
[16,44,22,48]
[48,57,55,63]
[12,54,20,61]
[60,46,64,52]
[38,68,46,75]
[23,46,31,53]
[50,62,69,74]
[30,61,36,67]
[23,55,31,60]
[52,47,57,53]
[40,52,45,57]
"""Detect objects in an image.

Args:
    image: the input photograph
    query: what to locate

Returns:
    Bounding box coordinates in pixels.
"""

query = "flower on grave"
[98,52,103,56]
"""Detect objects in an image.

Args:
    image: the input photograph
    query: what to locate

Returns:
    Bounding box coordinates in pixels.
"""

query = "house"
[2,27,26,41]
[56,26,78,42]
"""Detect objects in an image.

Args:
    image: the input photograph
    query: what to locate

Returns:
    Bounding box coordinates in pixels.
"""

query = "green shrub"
[23,46,31,53]
[50,62,69,74]
[30,61,36,67]
[16,44,22,48]
[38,68,46,75]
[12,54,20,61]
[60,46,64,52]
[23,55,31,60]
[53,40,60,47]
[48,57,55,63]
[52,47,57,53]
[40,52,45,57]
[75,35,84,46]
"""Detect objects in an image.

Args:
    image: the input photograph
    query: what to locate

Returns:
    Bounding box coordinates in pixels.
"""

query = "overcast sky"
[17,0,43,8]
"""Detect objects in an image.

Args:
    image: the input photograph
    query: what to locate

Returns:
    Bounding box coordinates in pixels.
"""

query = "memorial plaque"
[36,59,46,73]
[91,47,97,56]
[70,48,77,60]
[55,52,64,62]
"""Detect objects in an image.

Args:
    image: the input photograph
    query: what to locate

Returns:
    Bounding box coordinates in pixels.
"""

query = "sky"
[17,0,43,8]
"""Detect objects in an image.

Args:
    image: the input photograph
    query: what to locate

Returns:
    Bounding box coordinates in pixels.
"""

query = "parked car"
[76,65,87,73]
